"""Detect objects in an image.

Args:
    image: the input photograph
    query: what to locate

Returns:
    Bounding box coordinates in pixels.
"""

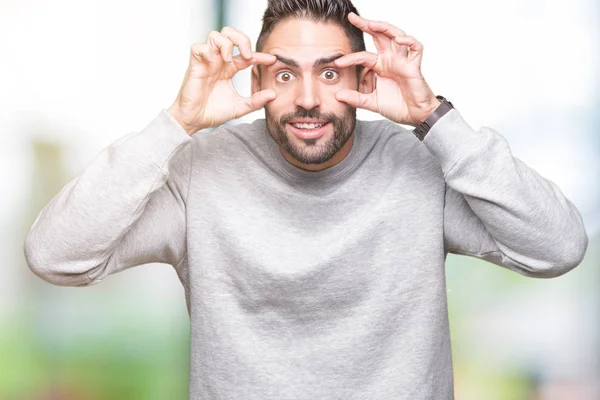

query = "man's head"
[251,0,375,171]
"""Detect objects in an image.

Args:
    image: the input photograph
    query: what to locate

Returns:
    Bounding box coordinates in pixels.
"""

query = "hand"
[334,13,441,127]
[168,27,278,135]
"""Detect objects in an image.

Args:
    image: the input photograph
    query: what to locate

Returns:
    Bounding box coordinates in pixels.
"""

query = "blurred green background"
[1,0,598,399]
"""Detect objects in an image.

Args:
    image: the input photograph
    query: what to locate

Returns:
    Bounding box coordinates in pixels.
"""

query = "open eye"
[275,71,296,83]
[320,69,339,81]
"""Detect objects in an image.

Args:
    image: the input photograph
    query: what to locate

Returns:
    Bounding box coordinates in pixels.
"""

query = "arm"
[424,108,588,278]
[328,13,588,276]
[23,110,193,286]
[24,25,278,287]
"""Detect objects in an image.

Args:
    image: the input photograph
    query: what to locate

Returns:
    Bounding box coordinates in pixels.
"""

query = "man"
[24,0,588,399]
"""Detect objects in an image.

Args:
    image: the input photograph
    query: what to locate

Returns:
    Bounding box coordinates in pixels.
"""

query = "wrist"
[412,95,455,141]
[167,105,200,136]
[421,98,442,122]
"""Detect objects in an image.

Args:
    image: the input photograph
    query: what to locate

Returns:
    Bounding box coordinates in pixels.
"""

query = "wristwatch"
[412,95,454,141]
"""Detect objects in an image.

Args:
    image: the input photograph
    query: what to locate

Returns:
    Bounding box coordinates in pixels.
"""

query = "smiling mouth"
[287,121,330,139]
[291,122,326,129]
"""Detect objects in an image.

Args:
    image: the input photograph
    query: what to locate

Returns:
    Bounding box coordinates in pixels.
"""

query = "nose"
[294,77,321,110]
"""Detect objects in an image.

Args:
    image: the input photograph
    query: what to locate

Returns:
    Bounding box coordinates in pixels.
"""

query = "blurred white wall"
[0,0,214,328]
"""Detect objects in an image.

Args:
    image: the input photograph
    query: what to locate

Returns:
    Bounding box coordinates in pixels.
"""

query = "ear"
[251,65,261,95]
[358,67,376,94]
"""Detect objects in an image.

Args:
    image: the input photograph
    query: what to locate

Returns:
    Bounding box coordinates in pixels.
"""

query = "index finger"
[334,51,378,70]
[250,52,277,65]
[232,51,277,70]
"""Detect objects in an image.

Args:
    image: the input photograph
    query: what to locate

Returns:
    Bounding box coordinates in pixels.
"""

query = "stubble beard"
[265,105,357,165]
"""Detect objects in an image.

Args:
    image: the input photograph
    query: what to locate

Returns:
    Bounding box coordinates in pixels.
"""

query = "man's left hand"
[334,12,441,127]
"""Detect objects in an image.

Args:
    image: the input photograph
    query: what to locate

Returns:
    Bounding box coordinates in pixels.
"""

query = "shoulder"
[191,119,264,145]
[358,118,424,153]
[188,119,270,168]
[190,119,266,151]
[358,118,440,171]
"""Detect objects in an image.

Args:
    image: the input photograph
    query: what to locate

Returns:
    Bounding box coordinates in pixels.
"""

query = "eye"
[275,71,296,83]
[320,69,339,81]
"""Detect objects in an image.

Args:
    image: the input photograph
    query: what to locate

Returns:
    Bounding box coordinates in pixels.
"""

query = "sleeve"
[422,108,589,278]
[23,109,194,287]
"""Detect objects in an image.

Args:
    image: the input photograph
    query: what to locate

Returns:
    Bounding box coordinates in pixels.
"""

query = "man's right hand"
[167,26,277,136]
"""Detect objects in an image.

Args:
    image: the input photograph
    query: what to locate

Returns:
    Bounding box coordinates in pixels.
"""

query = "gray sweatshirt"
[24,107,588,399]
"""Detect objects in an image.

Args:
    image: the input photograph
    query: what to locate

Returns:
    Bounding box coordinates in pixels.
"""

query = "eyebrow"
[273,53,345,69]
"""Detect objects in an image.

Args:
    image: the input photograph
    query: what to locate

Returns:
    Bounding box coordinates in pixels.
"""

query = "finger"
[250,52,278,65]
[369,21,408,54]
[347,13,394,53]
[394,35,423,61]
[334,51,378,70]
[232,52,277,70]
[347,12,373,34]
[236,89,277,116]
[190,43,216,63]
[335,89,377,113]
[221,26,253,60]
[207,31,234,63]
[365,20,405,40]
[349,12,405,39]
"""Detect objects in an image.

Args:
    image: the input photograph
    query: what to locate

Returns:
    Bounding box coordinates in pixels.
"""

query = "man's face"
[252,19,369,171]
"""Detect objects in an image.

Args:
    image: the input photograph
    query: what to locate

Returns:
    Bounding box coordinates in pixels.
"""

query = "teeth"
[292,122,325,129]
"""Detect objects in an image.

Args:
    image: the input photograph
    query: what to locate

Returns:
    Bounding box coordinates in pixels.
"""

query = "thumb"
[336,89,377,113]
[236,89,277,117]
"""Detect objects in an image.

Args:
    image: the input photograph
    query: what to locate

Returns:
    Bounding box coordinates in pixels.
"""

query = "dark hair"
[256,0,366,53]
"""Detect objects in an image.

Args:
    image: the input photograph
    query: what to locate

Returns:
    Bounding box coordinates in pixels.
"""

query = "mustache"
[280,109,339,125]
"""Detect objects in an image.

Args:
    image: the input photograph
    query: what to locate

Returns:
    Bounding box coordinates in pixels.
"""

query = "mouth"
[286,121,331,140]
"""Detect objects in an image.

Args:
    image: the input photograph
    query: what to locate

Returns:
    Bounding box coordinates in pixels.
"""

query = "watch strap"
[412,95,454,141]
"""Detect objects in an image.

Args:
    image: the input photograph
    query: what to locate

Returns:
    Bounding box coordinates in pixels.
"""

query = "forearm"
[24,110,192,285]
[425,109,588,276]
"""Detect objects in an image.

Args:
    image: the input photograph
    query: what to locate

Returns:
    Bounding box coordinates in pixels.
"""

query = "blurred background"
[1,0,598,399]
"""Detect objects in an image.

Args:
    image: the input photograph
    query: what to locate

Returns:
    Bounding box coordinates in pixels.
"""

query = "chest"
[185,160,446,318]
